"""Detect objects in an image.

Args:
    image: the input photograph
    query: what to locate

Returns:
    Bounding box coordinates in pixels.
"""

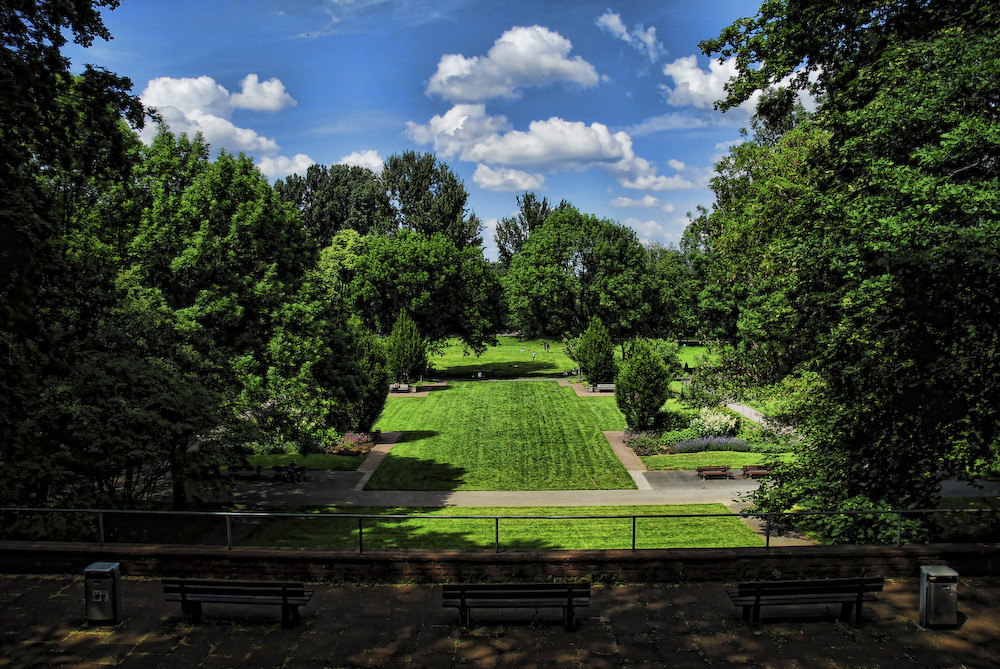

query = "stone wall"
[1,541,997,582]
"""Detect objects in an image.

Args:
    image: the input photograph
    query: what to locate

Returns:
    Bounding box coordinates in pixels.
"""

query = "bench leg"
[281,604,300,629]
[181,601,202,624]
[563,606,575,631]
[459,605,470,628]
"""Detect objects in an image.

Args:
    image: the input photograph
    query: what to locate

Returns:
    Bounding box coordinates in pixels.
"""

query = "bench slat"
[162,579,313,629]
[727,577,883,628]
[442,583,590,631]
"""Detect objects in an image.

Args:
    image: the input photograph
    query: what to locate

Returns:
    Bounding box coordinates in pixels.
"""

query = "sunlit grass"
[370,380,632,490]
[239,503,765,550]
[642,452,796,470]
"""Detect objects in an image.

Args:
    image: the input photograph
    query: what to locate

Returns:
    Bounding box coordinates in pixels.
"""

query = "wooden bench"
[591,383,615,393]
[697,465,733,479]
[727,577,884,627]
[162,579,313,628]
[226,465,262,481]
[390,383,410,393]
[742,464,772,478]
[442,583,590,631]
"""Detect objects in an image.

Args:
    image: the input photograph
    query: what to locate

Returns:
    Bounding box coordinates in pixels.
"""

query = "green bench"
[728,576,884,627]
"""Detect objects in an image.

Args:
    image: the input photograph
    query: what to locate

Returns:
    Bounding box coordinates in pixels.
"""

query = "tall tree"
[382,151,482,248]
[575,316,616,386]
[494,192,553,270]
[349,230,501,354]
[274,163,392,245]
[701,0,1000,538]
[503,207,649,343]
[616,338,670,431]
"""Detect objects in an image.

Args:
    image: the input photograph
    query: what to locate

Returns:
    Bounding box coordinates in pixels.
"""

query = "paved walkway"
[3,573,999,668]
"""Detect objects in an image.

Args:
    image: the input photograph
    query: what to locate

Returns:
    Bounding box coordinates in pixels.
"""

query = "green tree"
[615,339,670,431]
[274,163,392,245]
[349,230,501,354]
[383,151,482,248]
[346,319,390,432]
[385,310,427,384]
[576,317,616,386]
[503,207,649,342]
[700,1,1000,538]
[494,192,554,270]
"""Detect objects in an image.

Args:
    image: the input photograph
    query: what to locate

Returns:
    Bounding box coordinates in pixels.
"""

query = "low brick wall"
[2,541,997,582]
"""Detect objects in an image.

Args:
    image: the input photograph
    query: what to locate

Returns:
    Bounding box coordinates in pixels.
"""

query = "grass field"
[369,381,633,490]
[431,335,708,379]
[642,452,796,470]
[239,503,765,550]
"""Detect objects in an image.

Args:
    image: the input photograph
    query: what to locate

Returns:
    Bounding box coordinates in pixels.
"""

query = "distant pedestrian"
[532,351,536,361]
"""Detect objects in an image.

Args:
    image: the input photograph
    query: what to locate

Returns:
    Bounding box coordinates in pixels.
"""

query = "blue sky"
[68,0,763,259]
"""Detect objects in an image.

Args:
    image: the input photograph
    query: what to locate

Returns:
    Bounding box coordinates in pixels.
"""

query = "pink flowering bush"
[323,431,375,456]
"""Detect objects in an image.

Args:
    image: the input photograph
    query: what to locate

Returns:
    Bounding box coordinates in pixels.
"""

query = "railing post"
[896,512,902,546]
[632,516,637,551]
[765,515,771,548]
[226,515,233,550]
[98,511,105,547]
[358,517,364,554]
[495,517,500,554]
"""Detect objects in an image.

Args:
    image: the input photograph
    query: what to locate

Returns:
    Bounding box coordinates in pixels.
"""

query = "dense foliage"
[696,0,1000,540]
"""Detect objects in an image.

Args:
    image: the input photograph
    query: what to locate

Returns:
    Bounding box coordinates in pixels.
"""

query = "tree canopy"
[698,0,1000,539]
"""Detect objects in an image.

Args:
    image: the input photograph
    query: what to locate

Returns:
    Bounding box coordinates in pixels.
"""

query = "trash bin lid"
[85,561,120,574]
[920,564,958,580]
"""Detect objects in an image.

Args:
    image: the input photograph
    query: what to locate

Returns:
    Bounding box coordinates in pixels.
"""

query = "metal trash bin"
[84,561,122,624]
[920,565,958,628]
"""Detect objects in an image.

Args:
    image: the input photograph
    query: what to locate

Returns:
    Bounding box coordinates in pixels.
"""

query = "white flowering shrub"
[690,407,738,437]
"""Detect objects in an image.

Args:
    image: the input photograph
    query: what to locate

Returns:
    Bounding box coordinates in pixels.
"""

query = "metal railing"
[1,506,997,553]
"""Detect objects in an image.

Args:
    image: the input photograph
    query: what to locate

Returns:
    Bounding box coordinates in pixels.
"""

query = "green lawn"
[239,503,764,550]
[431,335,708,380]
[246,453,366,471]
[642,452,796,470]
[432,336,577,378]
[370,380,633,490]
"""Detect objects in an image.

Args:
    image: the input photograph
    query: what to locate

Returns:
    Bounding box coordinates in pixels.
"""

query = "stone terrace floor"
[2,573,999,668]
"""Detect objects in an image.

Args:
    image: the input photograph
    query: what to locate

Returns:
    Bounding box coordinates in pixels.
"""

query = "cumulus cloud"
[661,55,744,110]
[425,25,600,102]
[229,74,297,111]
[622,217,669,245]
[408,104,704,193]
[473,164,546,192]
[596,10,664,62]
[257,154,315,180]
[610,194,675,213]
[139,74,296,154]
[338,149,385,173]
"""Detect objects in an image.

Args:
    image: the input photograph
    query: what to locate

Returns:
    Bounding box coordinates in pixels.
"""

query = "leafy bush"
[652,408,693,431]
[624,429,661,456]
[674,436,751,453]
[323,431,375,456]
[690,406,739,437]
[615,338,669,430]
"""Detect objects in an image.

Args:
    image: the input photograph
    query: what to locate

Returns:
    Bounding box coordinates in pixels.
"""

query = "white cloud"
[610,194,675,213]
[408,104,705,194]
[139,74,296,155]
[622,217,668,246]
[425,25,600,102]
[473,164,546,192]
[596,10,664,62]
[229,74,296,111]
[661,55,744,110]
[625,112,710,136]
[257,154,315,180]
[464,117,629,169]
[338,149,385,173]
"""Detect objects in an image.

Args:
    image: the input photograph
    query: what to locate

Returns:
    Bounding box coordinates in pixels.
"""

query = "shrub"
[576,316,616,385]
[624,429,660,456]
[615,338,669,431]
[674,436,751,453]
[652,408,692,431]
[690,406,739,437]
[323,431,375,456]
